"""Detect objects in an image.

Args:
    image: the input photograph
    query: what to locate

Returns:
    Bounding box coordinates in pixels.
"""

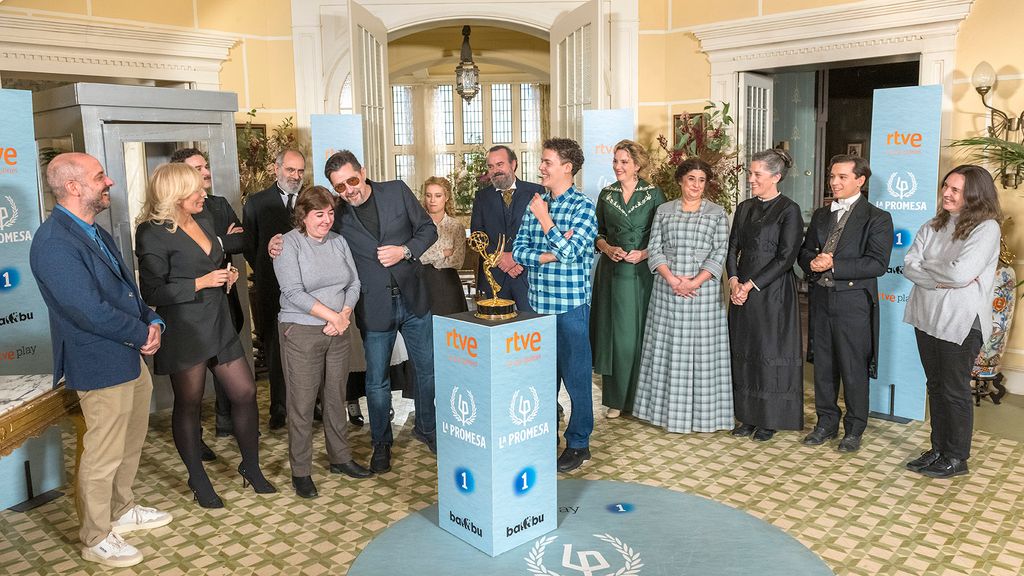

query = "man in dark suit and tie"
[172,148,245,441]
[272,149,437,473]
[31,153,171,567]
[243,149,305,430]
[799,154,893,453]
[469,145,543,313]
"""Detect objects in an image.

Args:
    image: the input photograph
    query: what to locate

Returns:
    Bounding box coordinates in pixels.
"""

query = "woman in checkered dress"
[633,158,733,433]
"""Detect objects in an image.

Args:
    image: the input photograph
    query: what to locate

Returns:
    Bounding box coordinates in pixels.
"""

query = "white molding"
[691,0,973,191]
[0,13,238,89]
[692,0,973,57]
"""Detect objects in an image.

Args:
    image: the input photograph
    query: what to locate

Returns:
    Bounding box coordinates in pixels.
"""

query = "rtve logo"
[0,147,17,165]
[886,131,922,147]
[446,327,479,358]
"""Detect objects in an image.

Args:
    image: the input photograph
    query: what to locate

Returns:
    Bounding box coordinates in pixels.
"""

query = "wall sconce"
[455,25,480,103]
[971,61,1024,188]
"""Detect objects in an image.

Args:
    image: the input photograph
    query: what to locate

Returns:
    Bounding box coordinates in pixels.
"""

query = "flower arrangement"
[447,146,488,214]
[648,102,742,213]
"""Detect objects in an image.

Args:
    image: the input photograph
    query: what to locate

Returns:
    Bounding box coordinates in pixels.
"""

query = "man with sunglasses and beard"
[269,150,437,473]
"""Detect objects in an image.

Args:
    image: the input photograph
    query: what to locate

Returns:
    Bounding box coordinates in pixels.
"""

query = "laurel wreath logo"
[525,536,561,576]
[0,196,18,230]
[886,171,917,200]
[509,386,541,426]
[450,386,477,427]
[524,533,644,576]
[594,533,644,576]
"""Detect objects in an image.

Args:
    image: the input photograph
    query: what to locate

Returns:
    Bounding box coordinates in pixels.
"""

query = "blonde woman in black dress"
[136,163,275,508]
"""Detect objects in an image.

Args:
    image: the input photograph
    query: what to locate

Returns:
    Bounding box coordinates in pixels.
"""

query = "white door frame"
[691,0,974,162]
[289,0,639,132]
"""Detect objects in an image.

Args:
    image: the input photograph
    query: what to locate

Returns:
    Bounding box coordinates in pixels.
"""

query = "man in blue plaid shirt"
[512,138,597,473]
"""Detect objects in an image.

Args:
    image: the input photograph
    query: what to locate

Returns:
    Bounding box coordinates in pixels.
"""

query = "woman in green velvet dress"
[591,140,666,418]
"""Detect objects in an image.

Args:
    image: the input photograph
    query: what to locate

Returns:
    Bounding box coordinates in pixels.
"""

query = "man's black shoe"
[313,402,323,423]
[330,460,373,478]
[370,443,392,473]
[920,455,968,479]
[269,414,286,430]
[906,449,942,473]
[215,427,233,438]
[412,428,437,454]
[752,428,776,442]
[837,434,862,453]
[557,403,565,422]
[801,427,838,446]
[731,423,756,437]
[291,475,318,499]
[200,438,217,462]
[557,447,591,473]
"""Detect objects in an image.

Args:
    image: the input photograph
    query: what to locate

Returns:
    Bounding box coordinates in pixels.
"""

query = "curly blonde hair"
[613,139,651,180]
[421,176,455,216]
[136,163,205,232]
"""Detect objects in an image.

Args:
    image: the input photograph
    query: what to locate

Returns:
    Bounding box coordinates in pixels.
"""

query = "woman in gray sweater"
[903,164,1002,479]
[274,186,373,499]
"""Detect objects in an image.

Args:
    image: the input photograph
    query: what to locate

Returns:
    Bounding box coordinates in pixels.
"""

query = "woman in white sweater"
[902,164,1002,479]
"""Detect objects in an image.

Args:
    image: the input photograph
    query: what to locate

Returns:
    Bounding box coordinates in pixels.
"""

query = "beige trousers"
[76,357,153,546]
[279,322,352,476]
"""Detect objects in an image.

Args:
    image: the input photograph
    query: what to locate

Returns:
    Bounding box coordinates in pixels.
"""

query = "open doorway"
[739,59,920,220]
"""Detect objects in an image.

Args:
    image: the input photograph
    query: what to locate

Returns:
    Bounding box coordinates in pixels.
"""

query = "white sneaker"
[111,505,173,535]
[81,532,143,568]
[606,409,621,419]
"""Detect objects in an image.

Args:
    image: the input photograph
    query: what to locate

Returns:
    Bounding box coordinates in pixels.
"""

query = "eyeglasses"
[333,176,362,193]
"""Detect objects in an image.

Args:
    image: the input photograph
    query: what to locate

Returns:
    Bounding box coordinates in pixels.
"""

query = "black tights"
[170,356,261,490]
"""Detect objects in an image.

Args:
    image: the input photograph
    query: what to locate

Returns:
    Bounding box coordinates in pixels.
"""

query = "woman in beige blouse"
[420,176,468,315]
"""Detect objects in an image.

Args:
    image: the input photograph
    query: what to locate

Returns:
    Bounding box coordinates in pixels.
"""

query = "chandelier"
[455,25,480,102]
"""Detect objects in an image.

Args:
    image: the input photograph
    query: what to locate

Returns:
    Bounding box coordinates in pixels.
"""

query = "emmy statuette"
[468,231,518,320]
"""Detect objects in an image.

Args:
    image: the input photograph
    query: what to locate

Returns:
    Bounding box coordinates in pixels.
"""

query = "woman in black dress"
[726,148,805,442]
[136,163,275,508]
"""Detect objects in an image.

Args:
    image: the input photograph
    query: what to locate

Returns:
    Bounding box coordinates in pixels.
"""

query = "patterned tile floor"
[2,376,1023,576]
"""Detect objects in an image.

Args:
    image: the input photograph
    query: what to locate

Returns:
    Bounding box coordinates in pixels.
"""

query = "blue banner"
[0,89,52,375]
[582,109,634,203]
[310,114,364,189]
[868,85,942,421]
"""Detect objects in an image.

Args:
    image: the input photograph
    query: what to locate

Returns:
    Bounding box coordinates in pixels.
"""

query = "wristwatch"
[402,245,413,260]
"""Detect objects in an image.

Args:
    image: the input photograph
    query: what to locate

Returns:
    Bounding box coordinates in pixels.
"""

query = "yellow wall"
[0,0,296,128]
[639,0,1024,374]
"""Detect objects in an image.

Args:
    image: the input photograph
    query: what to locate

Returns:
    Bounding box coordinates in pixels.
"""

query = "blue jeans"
[363,296,436,446]
[557,304,593,449]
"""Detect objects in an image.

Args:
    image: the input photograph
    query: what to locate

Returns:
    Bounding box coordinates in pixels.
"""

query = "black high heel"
[347,402,364,427]
[188,478,224,509]
[238,463,277,494]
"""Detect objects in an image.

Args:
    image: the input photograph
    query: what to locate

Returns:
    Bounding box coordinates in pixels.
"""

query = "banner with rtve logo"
[867,85,941,421]
[0,88,52,375]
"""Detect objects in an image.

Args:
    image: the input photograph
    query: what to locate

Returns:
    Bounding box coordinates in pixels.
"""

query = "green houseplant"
[237,110,304,201]
[947,135,1024,189]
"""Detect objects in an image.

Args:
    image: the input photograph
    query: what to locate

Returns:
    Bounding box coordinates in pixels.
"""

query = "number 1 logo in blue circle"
[607,502,634,514]
[514,466,536,495]
[893,228,911,248]
[0,267,19,292]
[455,467,474,493]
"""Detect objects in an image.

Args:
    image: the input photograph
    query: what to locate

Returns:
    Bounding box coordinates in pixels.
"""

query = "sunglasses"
[333,176,362,192]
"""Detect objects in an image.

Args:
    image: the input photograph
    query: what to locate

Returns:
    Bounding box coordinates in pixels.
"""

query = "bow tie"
[831,199,853,212]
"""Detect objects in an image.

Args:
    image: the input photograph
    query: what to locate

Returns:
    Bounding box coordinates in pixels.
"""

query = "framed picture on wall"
[846,141,864,157]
